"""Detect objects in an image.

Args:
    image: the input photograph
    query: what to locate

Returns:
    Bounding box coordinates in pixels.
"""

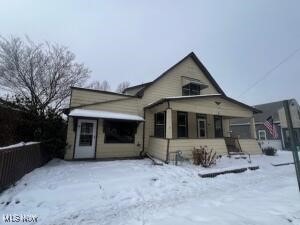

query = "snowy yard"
[1,151,300,225]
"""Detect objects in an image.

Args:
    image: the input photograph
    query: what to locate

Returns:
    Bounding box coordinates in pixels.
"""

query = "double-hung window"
[154,112,166,138]
[258,130,267,140]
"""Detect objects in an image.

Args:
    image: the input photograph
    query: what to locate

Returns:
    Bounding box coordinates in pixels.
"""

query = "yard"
[1,151,300,225]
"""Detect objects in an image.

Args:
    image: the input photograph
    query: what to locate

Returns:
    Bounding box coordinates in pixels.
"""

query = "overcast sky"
[0,0,299,105]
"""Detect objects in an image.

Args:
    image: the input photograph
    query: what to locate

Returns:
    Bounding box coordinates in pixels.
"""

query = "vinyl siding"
[83,98,141,115]
[70,88,129,107]
[170,97,253,118]
[141,57,220,106]
[147,137,168,161]
[239,139,262,154]
[168,138,228,159]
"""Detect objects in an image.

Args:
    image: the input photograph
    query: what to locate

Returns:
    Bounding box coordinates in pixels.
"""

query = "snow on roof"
[69,109,144,121]
[145,94,222,107]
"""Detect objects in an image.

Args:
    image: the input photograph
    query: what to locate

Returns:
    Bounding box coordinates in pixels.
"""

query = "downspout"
[139,108,146,158]
[165,100,171,163]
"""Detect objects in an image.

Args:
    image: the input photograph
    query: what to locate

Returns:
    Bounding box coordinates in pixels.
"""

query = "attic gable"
[135,52,225,97]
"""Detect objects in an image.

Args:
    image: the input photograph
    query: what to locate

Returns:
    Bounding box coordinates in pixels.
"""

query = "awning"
[69,109,144,121]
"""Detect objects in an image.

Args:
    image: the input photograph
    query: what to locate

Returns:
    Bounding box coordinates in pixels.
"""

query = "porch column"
[166,109,173,139]
[250,116,257,139]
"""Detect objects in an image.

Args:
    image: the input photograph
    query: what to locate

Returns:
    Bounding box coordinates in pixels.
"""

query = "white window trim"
[258,130,267,140]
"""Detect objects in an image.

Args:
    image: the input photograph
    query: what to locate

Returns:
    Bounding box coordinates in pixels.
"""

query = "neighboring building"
[230,99,300,150]
[64,52,262,162]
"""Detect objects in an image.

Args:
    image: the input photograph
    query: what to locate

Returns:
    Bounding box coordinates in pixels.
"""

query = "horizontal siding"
[171,97,253,118]
[239,139,262,154]
[70,89,128,107]
[84,98,141,115]
[141,57,219,107]
[146,137,168,161]
[169,138,228,159]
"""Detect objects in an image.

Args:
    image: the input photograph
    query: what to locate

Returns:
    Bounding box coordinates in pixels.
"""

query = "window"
[154,112,165,138]
[177,112,188,138]
[197,114,207,138]
[79,122,94,146]
[258,130,267,140]
[104,120,137,143]
[214,116,223,138]
[182,83,201,96]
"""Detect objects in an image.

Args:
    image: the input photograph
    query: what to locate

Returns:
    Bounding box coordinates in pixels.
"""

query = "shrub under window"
[104,120,137,143]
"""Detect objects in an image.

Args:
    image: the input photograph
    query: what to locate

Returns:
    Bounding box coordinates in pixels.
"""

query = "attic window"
[181,77,208,96]
[182,83,201,96]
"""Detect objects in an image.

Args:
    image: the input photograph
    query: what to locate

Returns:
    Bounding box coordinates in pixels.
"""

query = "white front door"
[74,119,97,159]
[197,118,207,138]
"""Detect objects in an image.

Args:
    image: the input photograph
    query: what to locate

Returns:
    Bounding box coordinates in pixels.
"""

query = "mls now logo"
[3,214,38,223]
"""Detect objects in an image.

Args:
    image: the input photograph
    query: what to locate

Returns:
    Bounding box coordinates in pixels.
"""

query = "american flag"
[264,116,279,139]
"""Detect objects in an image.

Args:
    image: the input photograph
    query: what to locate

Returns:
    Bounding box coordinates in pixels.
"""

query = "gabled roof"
[122,82,152,93]
[144,94,261,114]
[231,99,296,124]
[124,52,226,97]
[71,86,138,98]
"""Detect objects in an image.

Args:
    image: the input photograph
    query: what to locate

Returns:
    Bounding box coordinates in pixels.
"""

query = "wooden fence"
[0,142,51,191]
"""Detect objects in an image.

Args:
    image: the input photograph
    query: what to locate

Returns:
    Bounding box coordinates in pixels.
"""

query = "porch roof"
[69,109,144,121]
[144,94,262,114]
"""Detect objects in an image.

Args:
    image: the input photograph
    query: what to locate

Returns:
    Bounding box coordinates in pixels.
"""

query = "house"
[64,52,262,162]
[230,99,300,150]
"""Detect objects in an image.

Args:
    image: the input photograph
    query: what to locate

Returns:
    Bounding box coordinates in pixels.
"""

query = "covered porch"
[144,95,261,161]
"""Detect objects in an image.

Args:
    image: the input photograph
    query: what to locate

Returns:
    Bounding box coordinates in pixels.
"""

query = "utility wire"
[239,47,300,97]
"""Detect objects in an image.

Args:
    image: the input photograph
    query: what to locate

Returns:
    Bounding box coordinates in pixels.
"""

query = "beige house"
[64,52,262,162]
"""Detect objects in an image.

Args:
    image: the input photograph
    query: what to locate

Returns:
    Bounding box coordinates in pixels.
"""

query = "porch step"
[228,151,245,155]
[199,166,259,178]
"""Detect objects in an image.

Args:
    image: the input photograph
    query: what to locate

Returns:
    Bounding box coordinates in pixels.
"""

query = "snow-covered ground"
[1,151,300,225]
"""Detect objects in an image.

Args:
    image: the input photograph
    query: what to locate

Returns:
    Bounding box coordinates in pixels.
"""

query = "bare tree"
[87,80,111,91]
[0,36,90,114]
[116,81,130,93]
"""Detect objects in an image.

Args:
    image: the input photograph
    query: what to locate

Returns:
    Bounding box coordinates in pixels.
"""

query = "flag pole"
[283,100,300,191]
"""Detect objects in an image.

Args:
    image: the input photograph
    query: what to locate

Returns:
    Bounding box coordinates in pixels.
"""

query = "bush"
[192,146,217,167]
[17,109,67,159]
[262,147,277,156]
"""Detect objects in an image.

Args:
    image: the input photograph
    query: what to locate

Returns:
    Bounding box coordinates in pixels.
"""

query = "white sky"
[0,0,299,105]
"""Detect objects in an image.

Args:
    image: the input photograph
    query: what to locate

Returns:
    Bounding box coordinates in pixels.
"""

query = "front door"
[75,119,97,159]
[214,116,223,138]
[197,118,206,138]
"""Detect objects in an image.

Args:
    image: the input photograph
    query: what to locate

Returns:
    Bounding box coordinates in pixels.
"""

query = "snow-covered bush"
[192,146,217,167]
[262,147,277,156]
